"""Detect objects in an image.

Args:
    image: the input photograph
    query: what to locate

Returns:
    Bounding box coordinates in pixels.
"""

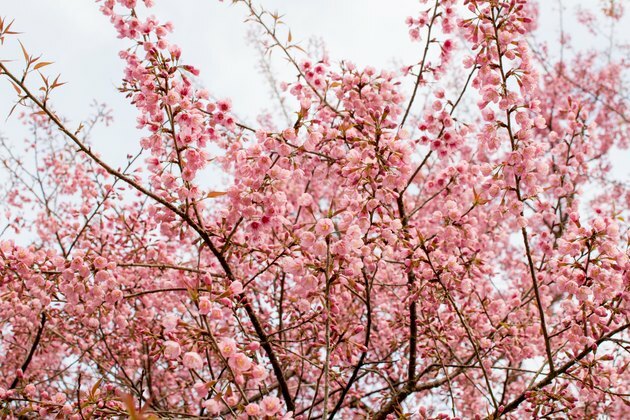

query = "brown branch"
[240,0,340,116]
[400,0,440,129]
[118,262,209,274]
[488,323,630,419]
[489,6,555,373]
[372,365,468,420]
[327,268,373,419]
[396,194,418,388]
[421,245,499,410]
[0,61,295,414]
[10,312,46,389]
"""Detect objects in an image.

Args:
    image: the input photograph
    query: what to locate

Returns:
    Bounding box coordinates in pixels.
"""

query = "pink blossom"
[23,384,36,397]
[198,297,212,315]
[228,352,252,373]
[0,1,628,418]
[162,314,178,332]
[52,392,66,404]
[261,396,281,416]
[202,399,221,415]
[315,218,335,237]
[218,338,237,358]
[229,281,243,295]
[182,352,203,370]
[245,403,262,416]
[164,340,181,359]
[300,231,316,248]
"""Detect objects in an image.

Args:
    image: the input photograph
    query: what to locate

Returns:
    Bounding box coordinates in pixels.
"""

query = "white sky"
[0,0,627,175]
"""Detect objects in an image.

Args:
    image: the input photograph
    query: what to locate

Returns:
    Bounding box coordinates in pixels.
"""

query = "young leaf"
[18,40,29,62]
[207,191,227,198]
[9,81,21,95]
[34,61,53,70]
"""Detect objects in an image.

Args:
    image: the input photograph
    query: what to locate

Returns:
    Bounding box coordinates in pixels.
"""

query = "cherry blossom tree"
[0,0,628,418]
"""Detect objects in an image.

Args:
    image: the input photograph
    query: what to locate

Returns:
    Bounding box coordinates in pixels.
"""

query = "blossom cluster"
[0,0,628,418]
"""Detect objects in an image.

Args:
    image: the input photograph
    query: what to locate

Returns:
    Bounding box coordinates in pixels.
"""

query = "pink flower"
[592,218,606,232]
[245,403,262,416]
[228,352,252,373]
[217,99,232,113]
[94,270,111,282]
[302,275,318,293]
[194,381,208,397]
[261,395,281,416]
[162,314,178,332]
[52,392,66,404]
[218,338,237,358]
[315,218,335,237]
[93,256,108,270]
[576,286,592,302]
[300,231,316,248]
[24,384,36,397]
[229,281,243,295]
[182,352,203,370]
[202,399,221,415]
[164,340,181,359]
[198,297,212,315]
[297,193,313,206]
[250,364,268,382]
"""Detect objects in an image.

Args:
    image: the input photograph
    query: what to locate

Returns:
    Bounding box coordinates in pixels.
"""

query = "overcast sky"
[0,0,627,177]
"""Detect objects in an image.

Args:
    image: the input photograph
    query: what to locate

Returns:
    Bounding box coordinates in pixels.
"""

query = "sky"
[0,0,627,177]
